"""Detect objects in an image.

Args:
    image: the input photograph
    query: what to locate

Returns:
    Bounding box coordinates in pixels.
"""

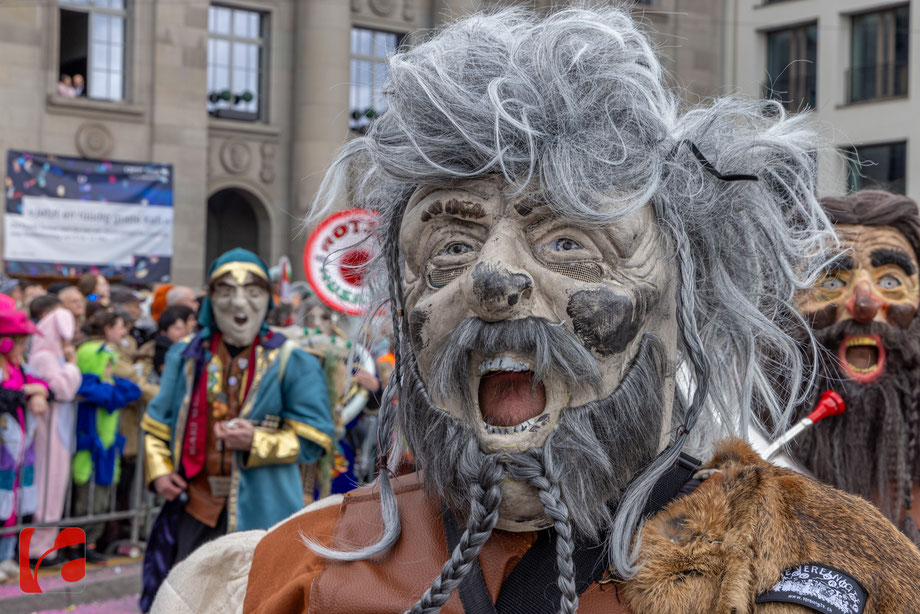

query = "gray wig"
[306,5,834,612]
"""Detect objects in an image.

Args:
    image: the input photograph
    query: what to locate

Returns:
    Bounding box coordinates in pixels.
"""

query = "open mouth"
[837,334,886,384]
[476,357,548,435]
[233,313,249,326]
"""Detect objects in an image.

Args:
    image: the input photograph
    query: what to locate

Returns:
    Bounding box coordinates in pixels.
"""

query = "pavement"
[0,555,142,614]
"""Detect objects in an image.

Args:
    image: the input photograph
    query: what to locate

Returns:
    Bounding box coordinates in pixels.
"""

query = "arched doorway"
[206,188,268,269]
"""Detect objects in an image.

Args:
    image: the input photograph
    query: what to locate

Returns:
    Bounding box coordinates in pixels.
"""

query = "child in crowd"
[27,306,82,564]
[73,310,140,563]
[0,305,49,580]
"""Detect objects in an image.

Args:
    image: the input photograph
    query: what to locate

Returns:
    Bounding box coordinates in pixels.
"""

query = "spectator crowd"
[0,273,213,580]
[0,266,390,586]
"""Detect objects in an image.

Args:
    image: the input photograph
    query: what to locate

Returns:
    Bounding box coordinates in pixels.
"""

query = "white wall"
[724,0,920,199]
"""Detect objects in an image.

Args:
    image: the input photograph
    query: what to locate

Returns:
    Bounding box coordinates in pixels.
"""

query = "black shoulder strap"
[442,504,499,614]
[441,453,701,614]
[641,452,701,517]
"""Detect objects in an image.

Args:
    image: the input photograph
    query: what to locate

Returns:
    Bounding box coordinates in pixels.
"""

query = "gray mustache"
[428,317,602,412]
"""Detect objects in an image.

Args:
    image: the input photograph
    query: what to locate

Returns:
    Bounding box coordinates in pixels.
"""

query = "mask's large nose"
[467,261,533,322]
[846,280,883,323]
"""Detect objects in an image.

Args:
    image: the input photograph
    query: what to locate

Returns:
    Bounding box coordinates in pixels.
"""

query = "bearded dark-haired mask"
[796,222,920,534]
[799,224,920,384]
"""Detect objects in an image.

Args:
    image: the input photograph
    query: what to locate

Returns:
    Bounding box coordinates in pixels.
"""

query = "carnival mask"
[800,224,920,384]
[211,271,270,347]
[399,177,678,529]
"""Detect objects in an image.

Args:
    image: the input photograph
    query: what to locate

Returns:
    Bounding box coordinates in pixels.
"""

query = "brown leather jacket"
[196,440,920,613]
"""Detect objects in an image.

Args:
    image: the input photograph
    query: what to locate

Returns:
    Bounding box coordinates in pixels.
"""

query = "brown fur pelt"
[623,439,920,613]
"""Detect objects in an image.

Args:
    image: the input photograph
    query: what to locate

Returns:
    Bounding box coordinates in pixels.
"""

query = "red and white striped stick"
[763,390,845,461]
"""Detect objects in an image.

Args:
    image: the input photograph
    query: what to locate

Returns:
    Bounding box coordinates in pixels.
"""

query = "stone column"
[290,0,351,280]
[150,0,210,285]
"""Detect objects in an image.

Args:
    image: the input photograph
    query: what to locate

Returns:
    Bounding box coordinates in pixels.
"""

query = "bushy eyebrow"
[419,198,486,222]
[824,253,854,272]
[871,248,917,275]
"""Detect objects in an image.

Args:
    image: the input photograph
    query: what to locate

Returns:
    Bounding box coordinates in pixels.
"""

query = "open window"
[58,0,126,102]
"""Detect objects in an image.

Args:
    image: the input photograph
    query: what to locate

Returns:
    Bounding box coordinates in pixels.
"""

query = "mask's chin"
[450,351,568,532]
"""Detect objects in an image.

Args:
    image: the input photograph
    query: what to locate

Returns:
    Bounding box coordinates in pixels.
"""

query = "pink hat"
[0,309,39,337]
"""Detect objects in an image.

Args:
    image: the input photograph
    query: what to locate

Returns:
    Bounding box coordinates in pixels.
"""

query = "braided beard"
[792,317,920,542]
[399,325,667,613]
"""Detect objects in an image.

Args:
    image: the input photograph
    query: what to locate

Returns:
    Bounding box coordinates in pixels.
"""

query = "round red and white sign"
[304,209,379,315]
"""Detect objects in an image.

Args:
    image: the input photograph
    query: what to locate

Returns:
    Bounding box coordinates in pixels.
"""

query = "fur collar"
[623,439,920,613]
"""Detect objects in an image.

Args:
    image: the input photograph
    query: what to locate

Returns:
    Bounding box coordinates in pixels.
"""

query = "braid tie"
[407,455,504,614]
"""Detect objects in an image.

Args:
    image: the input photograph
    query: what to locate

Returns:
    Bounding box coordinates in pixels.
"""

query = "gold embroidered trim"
[210,261,269,285]
[144,435,175,484]
[286,418,333,454]
[247,425,301,468]
[140,413,171,442]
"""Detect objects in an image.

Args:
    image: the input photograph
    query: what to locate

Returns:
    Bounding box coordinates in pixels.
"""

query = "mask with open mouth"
[399,177,679,530]
[794,191,920,542]
[800,221,920,385]
[300,8,838,608]
[211,271,271,347]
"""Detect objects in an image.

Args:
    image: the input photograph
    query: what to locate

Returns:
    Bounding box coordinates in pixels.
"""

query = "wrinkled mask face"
[399,177,678,523]
[799,224,920,384]
[211,272,270,346]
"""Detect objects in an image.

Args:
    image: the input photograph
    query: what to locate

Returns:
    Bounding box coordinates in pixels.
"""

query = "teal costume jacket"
[142,333,333,531]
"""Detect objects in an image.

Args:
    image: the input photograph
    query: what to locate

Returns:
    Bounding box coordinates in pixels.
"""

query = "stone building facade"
[0,0,724,285]
[723,0,920,199]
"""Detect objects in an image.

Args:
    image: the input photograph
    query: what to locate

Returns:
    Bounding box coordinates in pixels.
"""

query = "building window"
[847,141,907,194]
[58,0,127,102]
[207,5,265,121]
[849,5,909,103]
[350,28,401,133]
[764,23,817,111]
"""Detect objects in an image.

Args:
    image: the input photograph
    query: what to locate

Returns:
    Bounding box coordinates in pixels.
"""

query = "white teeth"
[481,414,541,435]
[478,357,532,375]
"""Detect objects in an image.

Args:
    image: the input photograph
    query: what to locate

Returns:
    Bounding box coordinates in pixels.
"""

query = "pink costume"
[0,298,46,560]
[26,308,82,556]
[0,358,45,539]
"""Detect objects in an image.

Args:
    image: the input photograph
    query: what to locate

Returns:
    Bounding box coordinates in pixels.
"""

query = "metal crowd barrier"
[7,406,160,555]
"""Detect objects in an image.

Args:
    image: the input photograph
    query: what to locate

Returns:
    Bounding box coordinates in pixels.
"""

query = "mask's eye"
[441,242,473,256]
[551,238,582,252]
[820,277,845,291]
[879,275,901,290]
